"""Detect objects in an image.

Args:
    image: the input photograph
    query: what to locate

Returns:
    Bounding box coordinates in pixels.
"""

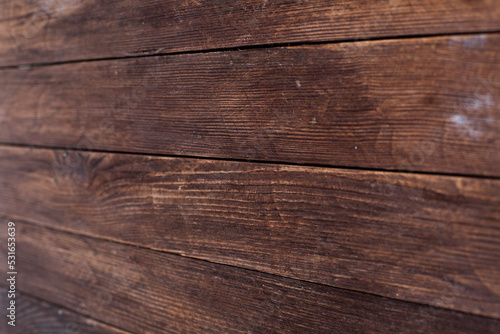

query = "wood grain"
[1,34,499,176]
[0,0,499,67]
[1,222,499,333]
[1,146,499,318]
[0,287,129,334]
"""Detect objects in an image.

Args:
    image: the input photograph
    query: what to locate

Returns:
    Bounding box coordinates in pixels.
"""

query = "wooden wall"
[0,0,499,332]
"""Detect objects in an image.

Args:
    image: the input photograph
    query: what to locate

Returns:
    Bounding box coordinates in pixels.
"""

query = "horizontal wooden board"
[0,0,499,67]
[0,287,129,334]
[1,34,499,176]
[1,222,499,333]
[1,146,499,318]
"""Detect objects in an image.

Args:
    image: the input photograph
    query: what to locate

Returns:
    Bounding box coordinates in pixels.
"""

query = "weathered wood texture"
[1,222,499,334]
[0,287,129,334]
[1,34,499,176]
[1,146,499,318]
[0,0,499,67]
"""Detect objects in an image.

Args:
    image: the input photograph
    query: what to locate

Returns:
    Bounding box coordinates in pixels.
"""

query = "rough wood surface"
[1,146,499,318]
[0,287,129,334]
[0,0,499,66]
[1,222,499,334]
[1,0,499,331]
[1,34,499,176]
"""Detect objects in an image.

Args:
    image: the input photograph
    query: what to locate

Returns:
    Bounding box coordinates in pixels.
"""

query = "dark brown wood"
[1,34,499,176]
[1,0,498,331]
[1,222,499,333]
[1,146,499,318]
[0,287,129,334]
[0,0,499,67]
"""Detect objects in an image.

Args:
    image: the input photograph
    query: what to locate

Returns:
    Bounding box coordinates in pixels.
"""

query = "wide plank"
[0,287,129,334]
[0,34,499,176]
[0,0,499,67]
[1,146,499,318]
[1,222,499,333]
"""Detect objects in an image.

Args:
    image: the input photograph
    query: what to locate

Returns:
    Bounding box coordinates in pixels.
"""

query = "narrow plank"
[1,146,499,318]
[1,222,499,333]
[0,287,129,334]
[0,0,499,67]
[1,34,499,176]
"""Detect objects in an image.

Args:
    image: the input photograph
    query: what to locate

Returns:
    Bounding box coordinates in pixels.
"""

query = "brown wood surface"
[1,146,499,318]
[1,34,499,176]
[1,222,499,333]
[0,287,129,334]
[1,0,499,331]
[0,0,499,67]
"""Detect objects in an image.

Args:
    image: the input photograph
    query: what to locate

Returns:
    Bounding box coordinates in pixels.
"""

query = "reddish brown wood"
[0,0,499,66]
[0,287,129,333]
[1,222,499,333]
[1,0,499,331]
[0,34,499,176]
[1,146,499,318]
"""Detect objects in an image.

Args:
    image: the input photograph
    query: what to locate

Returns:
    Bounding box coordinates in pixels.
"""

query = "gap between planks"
[1,142,498,181]
[0,29,498,71]
[0,286,134,334]
[7,215,499,322]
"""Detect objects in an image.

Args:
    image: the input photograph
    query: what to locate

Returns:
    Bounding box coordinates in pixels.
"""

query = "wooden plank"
[0,287,129,334]
[1,146,499,318]
[0,0,499,67]
[1,222,499,333]
[1,34,499,176]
